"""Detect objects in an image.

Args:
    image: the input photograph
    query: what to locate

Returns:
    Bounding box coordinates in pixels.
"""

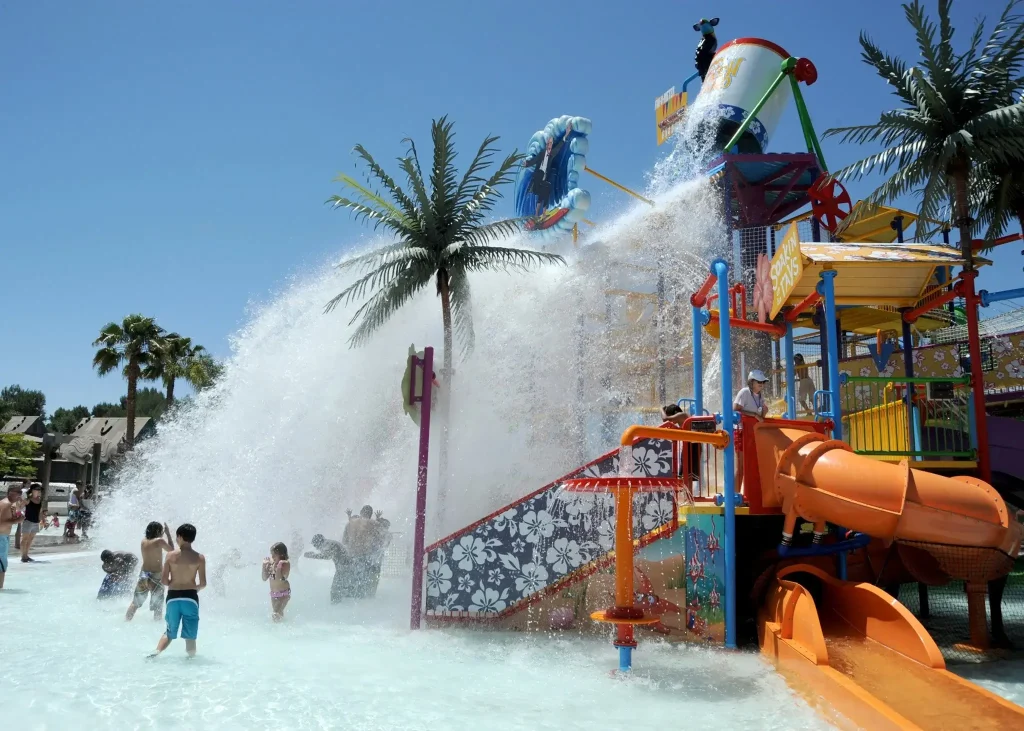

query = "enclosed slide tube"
[753,424,1023,560]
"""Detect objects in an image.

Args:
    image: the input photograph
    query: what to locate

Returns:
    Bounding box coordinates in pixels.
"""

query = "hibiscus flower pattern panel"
[424,438,676,618]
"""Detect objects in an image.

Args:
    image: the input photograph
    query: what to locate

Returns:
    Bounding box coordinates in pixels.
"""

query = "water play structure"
[420,29,1024,729]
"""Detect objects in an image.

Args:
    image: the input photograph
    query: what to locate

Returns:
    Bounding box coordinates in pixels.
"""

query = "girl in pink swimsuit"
[261,542,291,621]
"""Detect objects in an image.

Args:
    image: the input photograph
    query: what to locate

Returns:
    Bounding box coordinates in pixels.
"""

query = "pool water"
[1,553,832,730]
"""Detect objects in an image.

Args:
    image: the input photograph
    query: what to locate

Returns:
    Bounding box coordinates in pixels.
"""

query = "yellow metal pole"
[584,167,655,207]
[572,223,578,247]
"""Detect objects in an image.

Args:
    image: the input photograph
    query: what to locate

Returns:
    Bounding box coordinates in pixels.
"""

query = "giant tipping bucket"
[686,38,793,154]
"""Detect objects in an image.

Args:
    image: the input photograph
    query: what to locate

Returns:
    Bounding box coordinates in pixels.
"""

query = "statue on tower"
[693,17,720,81]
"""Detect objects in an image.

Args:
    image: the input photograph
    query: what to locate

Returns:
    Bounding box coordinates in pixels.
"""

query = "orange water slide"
[752,424,1023,559]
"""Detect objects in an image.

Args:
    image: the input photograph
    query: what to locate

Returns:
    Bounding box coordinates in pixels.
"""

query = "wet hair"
[270,542,288,559]
[360,505,373,519]
[794,353,805,364]
[6,484,20,493]
[176,523,197,543]
[311,533,325,548]
[662,404,683,417]
[145,521,163,539]
[100,550,113,562]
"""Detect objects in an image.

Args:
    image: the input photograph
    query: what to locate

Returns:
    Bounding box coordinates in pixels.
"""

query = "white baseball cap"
[748,370,769,383]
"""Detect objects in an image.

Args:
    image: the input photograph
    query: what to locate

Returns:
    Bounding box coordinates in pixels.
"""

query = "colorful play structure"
[416,25,1024,729]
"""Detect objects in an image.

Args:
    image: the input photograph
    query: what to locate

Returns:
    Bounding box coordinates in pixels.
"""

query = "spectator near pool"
[0,484,26,589]
[64,485,82,543]
[19,484,44,563]
[98,550,139,598]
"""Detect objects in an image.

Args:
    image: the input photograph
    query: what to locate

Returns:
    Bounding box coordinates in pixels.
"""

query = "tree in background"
[144,335,216,404]
[0,385,46,424]
[824,0,1024,268]
[49,405,90,434]
[92,315,165,448]
[0,433,38,478]
[192,354,224,391]
[91,402,126,418]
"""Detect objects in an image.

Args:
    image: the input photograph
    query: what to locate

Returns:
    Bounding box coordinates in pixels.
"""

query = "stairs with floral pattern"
[423,436,679,621]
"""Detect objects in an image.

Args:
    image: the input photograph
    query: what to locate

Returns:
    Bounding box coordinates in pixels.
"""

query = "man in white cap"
[733,370,770,492]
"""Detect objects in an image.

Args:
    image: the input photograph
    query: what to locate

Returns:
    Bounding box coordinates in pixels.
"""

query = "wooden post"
[91,441,102,488]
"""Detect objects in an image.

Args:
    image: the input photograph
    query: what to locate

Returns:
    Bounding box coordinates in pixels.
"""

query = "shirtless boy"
[126,521,175,621]
[151,523,206,658]
[0,485,26,589]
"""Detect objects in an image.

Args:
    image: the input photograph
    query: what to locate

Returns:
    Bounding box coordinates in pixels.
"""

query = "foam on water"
[1,557,831,730]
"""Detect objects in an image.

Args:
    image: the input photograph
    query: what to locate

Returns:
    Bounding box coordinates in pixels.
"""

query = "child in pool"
[261,542,291,621]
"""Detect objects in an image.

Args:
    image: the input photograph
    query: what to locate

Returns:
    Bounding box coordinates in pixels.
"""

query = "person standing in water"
[151,524,206,658]
[262,542,291,621]
[20,484,44,563]
[126,521,175,621]
[304,533,350,604]
[0,484,25,589]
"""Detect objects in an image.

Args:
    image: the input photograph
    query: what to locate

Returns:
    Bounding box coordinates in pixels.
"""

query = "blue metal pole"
[967,391,979,452]
[980,287,1024,307]
[784,322,796,419]
[818,270,843,440]
[692,305,704,415]
[618,646,632,672]
[712,258,737,650]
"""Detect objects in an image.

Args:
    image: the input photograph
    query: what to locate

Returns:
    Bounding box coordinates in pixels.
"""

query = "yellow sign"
[654,87,687,146]
[769,223,804,319]
[704,57,745,92]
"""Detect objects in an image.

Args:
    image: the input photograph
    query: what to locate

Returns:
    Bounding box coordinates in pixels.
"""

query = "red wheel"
[794,58,818,85]
[809,173,853,234]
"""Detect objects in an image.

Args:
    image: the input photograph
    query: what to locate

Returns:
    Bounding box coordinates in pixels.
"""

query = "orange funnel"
[754,424,1023,559]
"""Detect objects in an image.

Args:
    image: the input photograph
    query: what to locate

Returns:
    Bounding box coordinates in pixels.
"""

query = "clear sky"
[2,0,1020,413]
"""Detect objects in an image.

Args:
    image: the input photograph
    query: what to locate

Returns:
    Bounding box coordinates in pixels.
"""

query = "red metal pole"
[707,312,787,337]
[785,291,821,322]
[410,346,434,629]
[961,275,991,484]
[690,273,718,307]
[902,280,963,324]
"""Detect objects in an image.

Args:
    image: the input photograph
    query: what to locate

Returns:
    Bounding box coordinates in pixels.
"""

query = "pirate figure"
[693,17,720,81]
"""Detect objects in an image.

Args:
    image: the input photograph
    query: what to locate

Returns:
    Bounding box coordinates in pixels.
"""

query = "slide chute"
[514,115,592,240]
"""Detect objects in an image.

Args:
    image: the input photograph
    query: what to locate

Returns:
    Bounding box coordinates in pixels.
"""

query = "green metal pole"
[721,70,787,153]
[788,72,828,170]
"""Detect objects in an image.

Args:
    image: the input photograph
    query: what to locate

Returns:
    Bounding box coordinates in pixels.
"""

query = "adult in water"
[0,484,26,589]
[304,533,351,604]
[523,121,573,216]
[693,17,719,81]
[98,550,139,598]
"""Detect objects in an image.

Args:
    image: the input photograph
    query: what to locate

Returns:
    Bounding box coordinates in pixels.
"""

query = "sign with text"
[769,223,804,320]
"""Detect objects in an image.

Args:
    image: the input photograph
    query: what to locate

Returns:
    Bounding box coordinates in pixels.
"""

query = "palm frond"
[429,116,460,229]
[454,134,502,209]
[400,137,436,237]
[345,266,435,346]
[857,31,916,107]
[905,0,953,94]
[450,150,524,233]
[324,247,433,313]
[447,266,475,355]
[451,244,566,274]
[350,143,420,224]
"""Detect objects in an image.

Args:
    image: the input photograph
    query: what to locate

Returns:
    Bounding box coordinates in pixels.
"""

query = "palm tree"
[325,117,565,500]
[92,315,165,448]
[325,116,564,367]
[971,161,1024,243]
[144,335,215,404]
[824,0,1024,268]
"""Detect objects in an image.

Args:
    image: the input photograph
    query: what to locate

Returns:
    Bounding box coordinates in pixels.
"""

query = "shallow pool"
[1,553,832,730]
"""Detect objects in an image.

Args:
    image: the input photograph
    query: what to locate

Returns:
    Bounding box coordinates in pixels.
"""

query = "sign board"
[401,344,438,426]
[769,222,804,320]
[655,87,688,146]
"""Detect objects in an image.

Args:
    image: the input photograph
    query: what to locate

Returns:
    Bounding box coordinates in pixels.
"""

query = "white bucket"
[686,38,793,154]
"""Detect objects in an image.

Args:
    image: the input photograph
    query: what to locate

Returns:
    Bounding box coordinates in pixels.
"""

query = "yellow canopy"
[835,204,919,243]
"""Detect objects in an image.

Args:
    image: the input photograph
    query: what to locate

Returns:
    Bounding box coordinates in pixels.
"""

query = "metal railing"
[840,375,974,460]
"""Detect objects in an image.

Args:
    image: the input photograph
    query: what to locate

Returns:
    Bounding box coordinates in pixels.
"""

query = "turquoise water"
[1,552,830,731]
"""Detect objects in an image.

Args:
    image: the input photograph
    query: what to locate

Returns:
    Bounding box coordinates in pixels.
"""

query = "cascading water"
[98,155,726,572]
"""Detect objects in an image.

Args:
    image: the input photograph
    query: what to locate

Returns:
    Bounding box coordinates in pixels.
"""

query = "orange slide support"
[760,565,1024,730]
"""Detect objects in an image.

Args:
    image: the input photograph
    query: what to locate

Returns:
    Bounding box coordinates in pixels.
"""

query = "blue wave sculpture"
[514,115,592,240]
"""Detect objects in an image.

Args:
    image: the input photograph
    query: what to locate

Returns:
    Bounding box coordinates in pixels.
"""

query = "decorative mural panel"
[684,511,726,643]
[423,439,676,619]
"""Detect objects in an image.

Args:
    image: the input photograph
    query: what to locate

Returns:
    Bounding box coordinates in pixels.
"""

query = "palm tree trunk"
[126,361,138,448]
[437,272,454,513]
[953,166,974,271]
[166,376,176,405]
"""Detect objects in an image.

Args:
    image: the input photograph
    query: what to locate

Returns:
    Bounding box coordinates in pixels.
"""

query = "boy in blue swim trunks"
[151,523,206,658]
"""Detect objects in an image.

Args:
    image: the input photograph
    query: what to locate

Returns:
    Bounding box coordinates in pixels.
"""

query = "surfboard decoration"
[514,115,592,240]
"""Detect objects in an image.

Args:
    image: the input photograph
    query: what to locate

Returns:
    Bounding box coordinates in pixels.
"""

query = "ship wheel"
[809,173,853,233]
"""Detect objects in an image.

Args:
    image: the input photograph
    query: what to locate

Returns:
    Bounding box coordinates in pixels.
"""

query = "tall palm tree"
[144,335,214,404]
[824,0,1024,268]
[325,117,565,501]
[92,315,165,448]
[971,161,1024,243]
[325,116,565,368]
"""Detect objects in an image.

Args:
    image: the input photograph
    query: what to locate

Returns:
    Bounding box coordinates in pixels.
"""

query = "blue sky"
[2,0,1020,412]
